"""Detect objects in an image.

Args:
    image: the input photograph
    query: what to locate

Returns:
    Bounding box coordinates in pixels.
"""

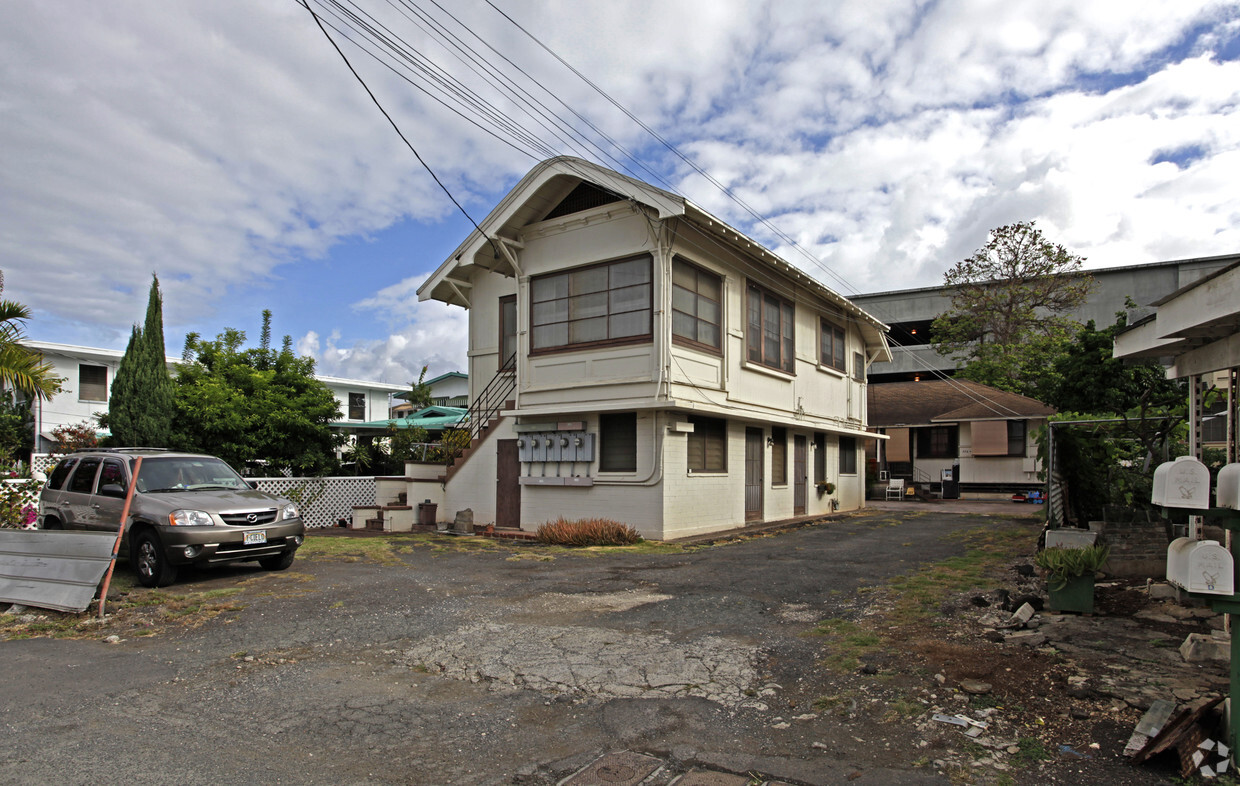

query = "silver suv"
[39,449,305,587]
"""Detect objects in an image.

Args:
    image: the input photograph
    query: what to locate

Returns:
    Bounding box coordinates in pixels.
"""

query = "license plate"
[244,530,267,545]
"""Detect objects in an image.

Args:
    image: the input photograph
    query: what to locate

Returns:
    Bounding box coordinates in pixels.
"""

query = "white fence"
[4,473,375,531]
[249,476,376,530]
[1,479,41,529]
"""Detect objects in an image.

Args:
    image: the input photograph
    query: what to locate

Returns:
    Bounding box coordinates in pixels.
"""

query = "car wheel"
[258,550,296,571]
[133,530,178,588]
[41,517,62,530]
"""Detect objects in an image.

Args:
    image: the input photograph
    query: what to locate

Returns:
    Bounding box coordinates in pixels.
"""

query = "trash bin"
[417,500,437,527]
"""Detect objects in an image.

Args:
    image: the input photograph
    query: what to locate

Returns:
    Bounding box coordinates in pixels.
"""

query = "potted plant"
[816,481,835,498]
[1034,544,1110,613]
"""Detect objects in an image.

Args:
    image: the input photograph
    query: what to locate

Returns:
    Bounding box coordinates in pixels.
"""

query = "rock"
[1070,707,1091,720]
[1067,685,1092,699]
[1009,603,1036,625]
[1011,594,1043,611]
[104,635,121,644]
[1005,631,1047,647]
[812,742,829,750]
[971,595,991,607]
[859,664,878,675]
[934,673,947,685]
[960,679,992,694]
[1147,583,1179,600]
[1181,632,1230,662]
[772,722,790,729]
[1015,564,1035,577]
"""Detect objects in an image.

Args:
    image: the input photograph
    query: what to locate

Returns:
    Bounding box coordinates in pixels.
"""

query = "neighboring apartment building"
[852,253,1240,384]
[21,341,406,453]
[391,371,468,416]
[416,156,891,540]
[868,380,1055,498]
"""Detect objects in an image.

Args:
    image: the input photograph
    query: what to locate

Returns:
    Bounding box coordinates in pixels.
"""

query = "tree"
[108,275,178,446]
[405,365,433,411]
[0,271,61,402]
[173,317,342,476]
[931,222,1094,398]
[0,391,33,469]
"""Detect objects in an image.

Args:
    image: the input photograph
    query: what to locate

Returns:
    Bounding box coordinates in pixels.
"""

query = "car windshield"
[136,457,249,493]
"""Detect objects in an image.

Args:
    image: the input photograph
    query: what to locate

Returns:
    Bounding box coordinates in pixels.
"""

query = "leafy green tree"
[932,222,1094,398]
[108,275,177,446]
[404,365,433,411]
[173,318,341,476]
[0,271,61,402]
[0,392,33,468]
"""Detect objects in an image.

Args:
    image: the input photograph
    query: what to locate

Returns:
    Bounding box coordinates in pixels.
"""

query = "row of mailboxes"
[515,432,595,463]
[1151,457,1240,510]
[1155,458,1240,595]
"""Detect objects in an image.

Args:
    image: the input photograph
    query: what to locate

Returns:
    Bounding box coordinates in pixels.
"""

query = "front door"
[496,439,521,529]
[793,435,807,516]
[744,428,764,521]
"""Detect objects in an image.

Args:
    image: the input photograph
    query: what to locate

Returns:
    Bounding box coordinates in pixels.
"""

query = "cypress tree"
[109,275,177,446]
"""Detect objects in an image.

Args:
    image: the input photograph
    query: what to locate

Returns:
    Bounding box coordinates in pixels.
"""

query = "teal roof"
[331,406,467,431]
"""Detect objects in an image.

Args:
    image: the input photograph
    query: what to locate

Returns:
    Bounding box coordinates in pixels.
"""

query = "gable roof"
[868,380,1055,427]
[416,156,891,360]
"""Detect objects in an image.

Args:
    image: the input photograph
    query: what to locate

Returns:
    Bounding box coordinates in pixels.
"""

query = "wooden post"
[98,456,142,619]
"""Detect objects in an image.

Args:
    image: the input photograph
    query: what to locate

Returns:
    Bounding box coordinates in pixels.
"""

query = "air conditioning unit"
[878,470,889,481]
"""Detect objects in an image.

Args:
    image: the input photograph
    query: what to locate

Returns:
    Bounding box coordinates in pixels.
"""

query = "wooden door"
[793,435,807,516]
[744,428,764,521]
[496,439,521,529]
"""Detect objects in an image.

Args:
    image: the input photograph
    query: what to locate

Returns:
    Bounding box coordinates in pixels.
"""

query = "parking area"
[0,504,1188,785]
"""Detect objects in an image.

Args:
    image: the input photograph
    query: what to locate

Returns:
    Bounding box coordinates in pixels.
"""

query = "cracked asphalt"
[0,508,1030,785]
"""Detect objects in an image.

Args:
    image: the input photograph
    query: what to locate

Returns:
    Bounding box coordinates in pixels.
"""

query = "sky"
[3,1,1239,386]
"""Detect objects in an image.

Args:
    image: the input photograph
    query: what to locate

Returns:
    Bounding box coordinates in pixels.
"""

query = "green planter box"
[1048,574,1095,614]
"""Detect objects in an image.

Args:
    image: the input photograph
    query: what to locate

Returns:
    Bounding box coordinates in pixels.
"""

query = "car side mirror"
[99,483,127,498]
[247,481,258,490]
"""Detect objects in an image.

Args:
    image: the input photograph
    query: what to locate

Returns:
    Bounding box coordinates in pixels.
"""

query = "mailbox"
[1167,539,1234,595]
[1218,463,1240,510]
[1151,455,1210,510]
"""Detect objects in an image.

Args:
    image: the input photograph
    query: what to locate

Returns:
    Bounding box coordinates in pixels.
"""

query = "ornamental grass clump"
[535,517,642,547]
[1034,544,1110,590]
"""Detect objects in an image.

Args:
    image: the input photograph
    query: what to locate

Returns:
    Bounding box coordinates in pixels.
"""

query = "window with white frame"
[79,364,107,402]
[820,319,845,371]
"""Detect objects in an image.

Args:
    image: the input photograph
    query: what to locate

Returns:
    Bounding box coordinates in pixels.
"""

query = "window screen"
[599,412,637,472]
[79,365,107,402]
[687,416,726,472]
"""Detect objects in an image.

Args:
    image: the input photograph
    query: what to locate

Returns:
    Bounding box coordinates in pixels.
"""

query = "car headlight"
[281,503,300,521]
[170,509,213,527]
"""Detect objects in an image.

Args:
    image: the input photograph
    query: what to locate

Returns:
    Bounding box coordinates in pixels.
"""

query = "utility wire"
[299,0,501,258]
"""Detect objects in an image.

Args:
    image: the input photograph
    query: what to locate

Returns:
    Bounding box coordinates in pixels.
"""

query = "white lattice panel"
[251,476,376,529]
[1,479,41,529]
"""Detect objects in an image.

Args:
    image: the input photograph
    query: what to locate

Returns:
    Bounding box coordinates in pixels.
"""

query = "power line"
[298,0,500,259]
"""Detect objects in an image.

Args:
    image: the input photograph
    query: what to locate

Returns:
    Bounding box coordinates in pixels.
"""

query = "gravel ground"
[0,507,1213,785]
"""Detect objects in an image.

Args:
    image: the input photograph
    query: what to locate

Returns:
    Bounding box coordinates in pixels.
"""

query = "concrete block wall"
[1101,510,1171,578]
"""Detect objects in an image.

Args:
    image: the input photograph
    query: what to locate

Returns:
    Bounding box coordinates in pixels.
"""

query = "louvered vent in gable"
[541,181,622,221]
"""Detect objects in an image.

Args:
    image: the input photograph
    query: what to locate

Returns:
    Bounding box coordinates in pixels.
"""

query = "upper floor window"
[348,392,366,420]
[79,364,107,402]
[820,319,845,372]
[747,284,794,374]
[671,258,722,352]
[852,352,865,382]
[531,256,652,353]
[499,295,517,369]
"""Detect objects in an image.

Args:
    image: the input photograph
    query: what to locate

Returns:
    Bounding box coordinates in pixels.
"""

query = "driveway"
[0,506,1182,785]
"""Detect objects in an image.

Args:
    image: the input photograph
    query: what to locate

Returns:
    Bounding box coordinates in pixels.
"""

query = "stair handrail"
[444,352,516,467]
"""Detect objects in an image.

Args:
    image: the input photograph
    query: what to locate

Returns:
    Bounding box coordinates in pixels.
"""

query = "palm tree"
[0,273,60,401]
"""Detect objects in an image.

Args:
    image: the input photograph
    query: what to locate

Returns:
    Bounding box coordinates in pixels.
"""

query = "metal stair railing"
[444,353,516,468]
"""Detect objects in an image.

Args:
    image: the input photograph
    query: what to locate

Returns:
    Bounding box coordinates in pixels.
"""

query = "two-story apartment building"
[417,157,891,540]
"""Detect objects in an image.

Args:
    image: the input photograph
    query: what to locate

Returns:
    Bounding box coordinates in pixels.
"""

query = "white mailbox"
[1167,539,1234,595]
[1218,463,1240,510]
[1151,455,1211,510]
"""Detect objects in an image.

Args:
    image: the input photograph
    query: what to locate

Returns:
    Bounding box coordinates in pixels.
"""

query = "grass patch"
[809,617,884,672]
[1011,737,1053,766]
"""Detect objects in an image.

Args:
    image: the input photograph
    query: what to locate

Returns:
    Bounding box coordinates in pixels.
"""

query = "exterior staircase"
[440,353,516,483]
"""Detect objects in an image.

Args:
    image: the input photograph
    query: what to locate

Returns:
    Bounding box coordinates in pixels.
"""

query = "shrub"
[535,517,642,547]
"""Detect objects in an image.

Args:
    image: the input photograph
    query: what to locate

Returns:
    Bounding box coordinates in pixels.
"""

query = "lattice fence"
[250,476,376,529]
[1,479,41,530]
[7,468,375,531]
